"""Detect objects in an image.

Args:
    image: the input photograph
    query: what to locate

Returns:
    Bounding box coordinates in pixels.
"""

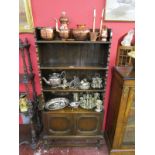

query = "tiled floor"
[19,140,109,155]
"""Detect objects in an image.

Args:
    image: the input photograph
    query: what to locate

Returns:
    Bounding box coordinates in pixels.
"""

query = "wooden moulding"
[42,135,104,147]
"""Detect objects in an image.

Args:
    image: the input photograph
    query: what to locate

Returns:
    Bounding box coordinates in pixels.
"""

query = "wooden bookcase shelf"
[44,107,104,114]
[40,65,108,70]
[36,40,111,44]
[42,88,105,93]
[35,27,112,147]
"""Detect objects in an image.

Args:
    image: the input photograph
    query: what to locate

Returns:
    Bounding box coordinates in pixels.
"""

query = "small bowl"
[40,27,54,40]
[69,102,80,108]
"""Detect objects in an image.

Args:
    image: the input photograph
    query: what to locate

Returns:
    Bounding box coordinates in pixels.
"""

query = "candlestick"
[93,9,96,32]
[99,9,104,34]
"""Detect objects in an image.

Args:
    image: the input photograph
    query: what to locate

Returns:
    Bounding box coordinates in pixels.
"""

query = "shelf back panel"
[38,44,109,68]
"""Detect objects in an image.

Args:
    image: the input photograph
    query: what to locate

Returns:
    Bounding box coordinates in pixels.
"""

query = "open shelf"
[43,107,104,114]
[43,87,104,93]
[36,40,111,44]
[40,65,108,70]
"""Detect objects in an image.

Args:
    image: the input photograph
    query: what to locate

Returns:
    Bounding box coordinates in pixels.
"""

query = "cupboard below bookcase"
[35,27,112,146]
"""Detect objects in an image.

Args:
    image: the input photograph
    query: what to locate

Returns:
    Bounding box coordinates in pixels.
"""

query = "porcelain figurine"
[121,29,135,46]
[19,94,29,113]
[101,25,108,42]
[95,99,103,112]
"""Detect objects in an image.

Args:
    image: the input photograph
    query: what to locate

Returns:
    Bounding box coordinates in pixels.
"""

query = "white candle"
[100,9,104,34]
[94,9,96,17]
[93,9,96,32]
[101,9,104,17]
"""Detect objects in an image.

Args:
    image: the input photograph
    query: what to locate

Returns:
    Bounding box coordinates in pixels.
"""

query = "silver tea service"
[42,71,66,88]
[79,79,90,90]
[79,93,97,110]
[91,74,103,89]
[95,99,103,112]
[69,102,80,108]
[69,76,80,89]
[45,97,69,110]
[73,93,79,102]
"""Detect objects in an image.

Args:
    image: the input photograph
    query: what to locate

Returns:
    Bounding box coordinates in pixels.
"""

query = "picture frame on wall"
[105,0,135,21]
[19,0,34,33]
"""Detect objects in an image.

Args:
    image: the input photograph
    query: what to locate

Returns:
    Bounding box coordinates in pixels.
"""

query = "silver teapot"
[42,71,65,87]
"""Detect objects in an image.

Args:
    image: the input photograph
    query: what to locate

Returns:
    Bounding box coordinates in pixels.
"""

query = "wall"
[19,0,135,129]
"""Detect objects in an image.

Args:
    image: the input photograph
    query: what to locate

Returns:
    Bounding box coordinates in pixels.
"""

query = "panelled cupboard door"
[76,113,103,135]
[105,67,135,155]
[121,88,135,147]
[113,87,135,149]
[42,112,103,136]
[43,112,74,135]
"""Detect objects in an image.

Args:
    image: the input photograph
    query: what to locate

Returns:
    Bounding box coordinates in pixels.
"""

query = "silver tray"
[45,98,69,110]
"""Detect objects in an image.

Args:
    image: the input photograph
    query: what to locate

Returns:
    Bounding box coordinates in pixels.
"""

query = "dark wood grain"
[38,43,109,68]
[42,86,104,93]
[105,67,135,155]
[34,27,112,146]
[36,40,111,44]
[40,65,108,70]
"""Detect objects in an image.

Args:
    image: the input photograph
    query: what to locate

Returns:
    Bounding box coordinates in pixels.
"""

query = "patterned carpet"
[19,140,109,155]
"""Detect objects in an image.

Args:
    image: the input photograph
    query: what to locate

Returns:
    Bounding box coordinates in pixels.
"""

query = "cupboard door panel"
[76,114,102,135]
[122,93,135,146]
[43,113,74,135]
[105,67,135,154]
